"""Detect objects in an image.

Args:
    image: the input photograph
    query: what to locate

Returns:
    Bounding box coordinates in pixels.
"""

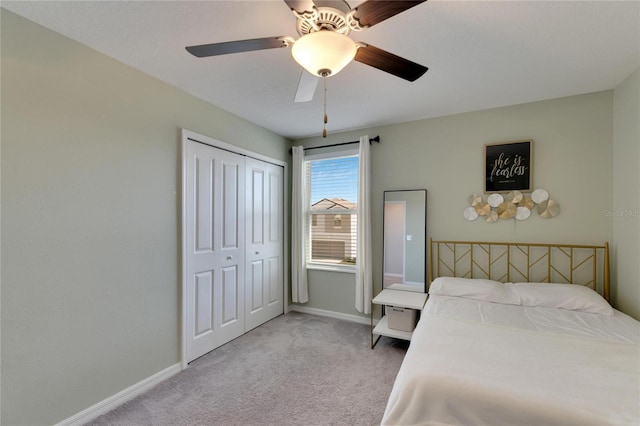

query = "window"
[306,153,358,269]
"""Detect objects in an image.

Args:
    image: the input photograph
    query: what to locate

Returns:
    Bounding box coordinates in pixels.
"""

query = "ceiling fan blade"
[351,0,427,28]
[355,44,428,82]
[283,0,316,15]
[294,70,320,102]
[186,37,289,58]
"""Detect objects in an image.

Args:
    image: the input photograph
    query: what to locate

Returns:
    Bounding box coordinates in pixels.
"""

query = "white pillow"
[512,282,613,315]
[429,277,520,305]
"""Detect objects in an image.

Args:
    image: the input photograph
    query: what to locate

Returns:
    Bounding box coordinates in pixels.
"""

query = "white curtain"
[291,146,309,303]
[355,136,372,314]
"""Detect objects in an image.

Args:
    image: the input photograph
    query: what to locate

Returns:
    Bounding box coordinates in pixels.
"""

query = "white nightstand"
[371,288,428,348]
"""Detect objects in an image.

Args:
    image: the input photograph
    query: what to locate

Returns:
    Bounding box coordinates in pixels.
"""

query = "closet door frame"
[181,129,289,369]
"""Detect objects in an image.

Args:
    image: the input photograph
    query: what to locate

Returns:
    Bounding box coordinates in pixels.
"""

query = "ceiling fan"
[186,0,429,103]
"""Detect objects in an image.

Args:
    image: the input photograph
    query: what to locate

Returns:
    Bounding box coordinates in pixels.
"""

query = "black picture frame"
[484,140,532,193]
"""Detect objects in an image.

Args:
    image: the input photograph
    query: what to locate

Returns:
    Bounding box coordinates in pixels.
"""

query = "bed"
[381,240,640,426]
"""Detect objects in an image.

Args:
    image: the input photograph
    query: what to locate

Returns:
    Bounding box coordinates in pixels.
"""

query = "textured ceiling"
[3,0,639,140]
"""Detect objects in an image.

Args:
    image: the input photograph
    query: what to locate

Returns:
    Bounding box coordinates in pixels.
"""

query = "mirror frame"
[382,189,427,293]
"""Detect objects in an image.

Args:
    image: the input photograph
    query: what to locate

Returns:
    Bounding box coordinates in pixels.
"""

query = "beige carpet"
[89,312,408,425]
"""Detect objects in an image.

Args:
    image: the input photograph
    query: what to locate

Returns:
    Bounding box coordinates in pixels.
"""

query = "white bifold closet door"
[245,157,284,331]
[185,141,245,362]
[185,140,283,363]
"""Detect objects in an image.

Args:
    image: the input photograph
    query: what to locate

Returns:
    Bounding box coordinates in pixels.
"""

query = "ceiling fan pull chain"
[322,75,327,138]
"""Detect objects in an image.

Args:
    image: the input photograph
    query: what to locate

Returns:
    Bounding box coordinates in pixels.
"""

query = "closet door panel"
[194,271,214,336]
[251,169,265,245]
[268,256,280,304]
[222,162,240,249]
[245,158,284,331]
[195,157,214,252]
[216,155,245,346]
[250,260,264,312]
[269,173,281,244]
[185,141,245,362]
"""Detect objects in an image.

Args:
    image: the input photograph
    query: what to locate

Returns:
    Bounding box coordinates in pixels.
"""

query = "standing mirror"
[383,189,427,293]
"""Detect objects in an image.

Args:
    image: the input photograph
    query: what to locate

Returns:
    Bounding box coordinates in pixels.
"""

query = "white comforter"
[382,296,640,426]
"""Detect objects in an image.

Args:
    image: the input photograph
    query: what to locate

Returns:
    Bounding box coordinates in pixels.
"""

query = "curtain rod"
[289,135,380,154]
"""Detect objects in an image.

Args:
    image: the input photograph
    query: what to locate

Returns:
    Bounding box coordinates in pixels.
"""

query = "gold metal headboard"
[429,239,610,301]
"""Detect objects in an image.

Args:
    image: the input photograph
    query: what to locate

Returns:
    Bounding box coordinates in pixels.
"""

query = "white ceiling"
[3,0,639,140]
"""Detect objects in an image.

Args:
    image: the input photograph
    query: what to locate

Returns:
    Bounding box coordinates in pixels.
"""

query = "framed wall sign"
[484,140,532,193]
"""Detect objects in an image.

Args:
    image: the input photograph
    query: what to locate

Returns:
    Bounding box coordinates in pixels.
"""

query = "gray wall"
[613,68,640,320]
[1,10,289,425]
[292,90,629,320]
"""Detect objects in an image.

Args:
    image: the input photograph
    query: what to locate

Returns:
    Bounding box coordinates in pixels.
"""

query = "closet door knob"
[226,256,232,260]
[255,251,260,255]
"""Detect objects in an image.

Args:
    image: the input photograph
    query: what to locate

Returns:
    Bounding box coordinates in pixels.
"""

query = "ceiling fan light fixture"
[291,30,357,77]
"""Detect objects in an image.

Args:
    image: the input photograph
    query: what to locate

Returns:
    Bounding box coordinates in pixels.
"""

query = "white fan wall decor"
[464,189,560,222]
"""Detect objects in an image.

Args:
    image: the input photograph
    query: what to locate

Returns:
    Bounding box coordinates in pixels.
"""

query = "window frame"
[304,149,358,274]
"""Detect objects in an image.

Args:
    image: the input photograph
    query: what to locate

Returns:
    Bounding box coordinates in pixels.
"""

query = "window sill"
[306,263,356,274]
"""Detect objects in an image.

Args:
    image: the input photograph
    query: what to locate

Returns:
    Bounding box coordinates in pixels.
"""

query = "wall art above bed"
[463,188,559,222]
[469,139,558,222]
[484,140,532,193]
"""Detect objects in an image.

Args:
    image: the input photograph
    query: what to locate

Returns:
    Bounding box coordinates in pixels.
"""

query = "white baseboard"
[289,305,376,326]
[384,273,403,278]
[55,362,182,426]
